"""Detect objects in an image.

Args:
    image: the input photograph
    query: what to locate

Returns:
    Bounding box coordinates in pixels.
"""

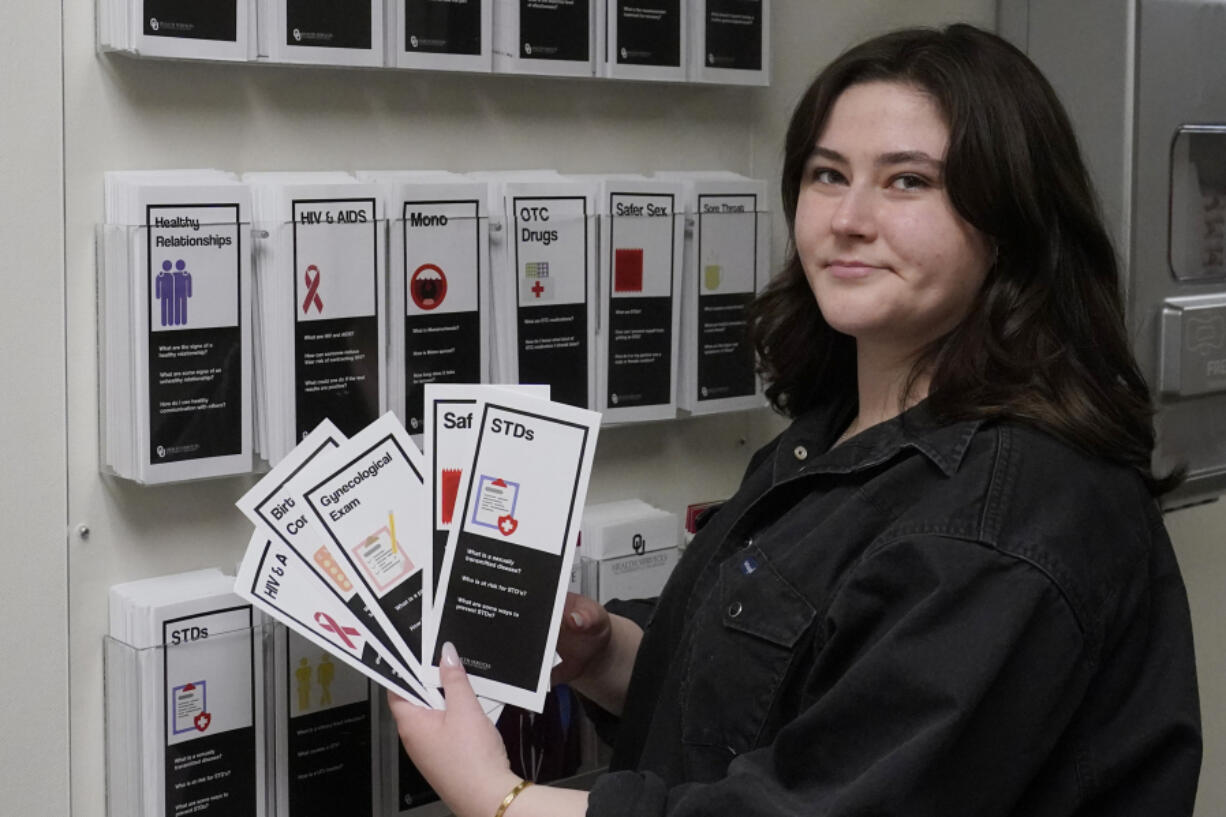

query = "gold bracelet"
[494,778,534,817]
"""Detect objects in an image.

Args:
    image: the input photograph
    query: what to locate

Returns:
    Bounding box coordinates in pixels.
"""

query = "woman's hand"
[550,594,643,716]
[551,592,613,686]
[387,642,520,817]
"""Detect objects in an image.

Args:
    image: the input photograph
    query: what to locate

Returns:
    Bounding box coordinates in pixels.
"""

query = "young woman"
[390,24,1202,817]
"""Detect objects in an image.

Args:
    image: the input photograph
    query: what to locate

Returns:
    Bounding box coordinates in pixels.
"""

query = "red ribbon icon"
[315,612,359,649]
[302,265,324,314]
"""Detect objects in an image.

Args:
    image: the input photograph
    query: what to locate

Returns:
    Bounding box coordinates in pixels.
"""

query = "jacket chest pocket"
[680,545,816,778]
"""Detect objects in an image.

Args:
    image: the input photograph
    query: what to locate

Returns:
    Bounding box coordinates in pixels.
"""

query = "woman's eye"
[890,173,930,191]
[811,167,845,185]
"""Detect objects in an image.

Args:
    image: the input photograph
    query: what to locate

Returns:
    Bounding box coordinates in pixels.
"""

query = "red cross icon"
[531,281,545,298]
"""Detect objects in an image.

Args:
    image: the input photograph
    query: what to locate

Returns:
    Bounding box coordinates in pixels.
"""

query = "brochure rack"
[386,212,493,434]
[486,207,600,412]
[104,620,610,817]
[675,200,771,416]
[95,0,771,86]
[103,621,276,817]
[590,204,687,425]
[246,213,389,466]
[96,221,257,485]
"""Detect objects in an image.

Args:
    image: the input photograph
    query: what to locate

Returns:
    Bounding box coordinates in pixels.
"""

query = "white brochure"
[473,172,599,410]
[242,173,387,465]
[257,0,384,66]
[101,0,254,61]
[422,383,550,604]
[236,532,430,705]
[300,413,438,703]
[587,175,686,423]
[388,0,493,72]
[355,171,493,434]
[689,0,771,86]
[426,390,601,712]
[492,0,596,77]
[600,0,687,82]
[235,420,434,705]
[654,171,769,415]
[272,628,379,817]
[101,171,254,484]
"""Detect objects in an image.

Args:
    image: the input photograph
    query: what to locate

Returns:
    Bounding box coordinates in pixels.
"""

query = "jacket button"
[728,601,743,618]
[793,445,808,461]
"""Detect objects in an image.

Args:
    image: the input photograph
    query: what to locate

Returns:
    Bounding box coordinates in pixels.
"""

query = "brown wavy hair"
[748,23,1178,494]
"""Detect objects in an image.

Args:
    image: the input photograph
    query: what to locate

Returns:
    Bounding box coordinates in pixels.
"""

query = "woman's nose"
[830,186,876,240]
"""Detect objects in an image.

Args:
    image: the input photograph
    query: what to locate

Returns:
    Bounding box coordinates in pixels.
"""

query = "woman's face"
[795,80,993,361]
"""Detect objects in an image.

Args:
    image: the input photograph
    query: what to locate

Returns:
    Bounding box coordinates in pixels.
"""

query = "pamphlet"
[428,390,600,711]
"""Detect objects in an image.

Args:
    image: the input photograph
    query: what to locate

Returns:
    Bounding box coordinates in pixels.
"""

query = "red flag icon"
[441,468,462,525]
[614,248,644,292]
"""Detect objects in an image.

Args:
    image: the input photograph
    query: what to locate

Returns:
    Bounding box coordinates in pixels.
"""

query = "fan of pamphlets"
[234,383,600,715]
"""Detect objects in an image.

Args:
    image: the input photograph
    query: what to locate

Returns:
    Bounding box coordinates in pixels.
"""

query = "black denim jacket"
[587,401,1201,817]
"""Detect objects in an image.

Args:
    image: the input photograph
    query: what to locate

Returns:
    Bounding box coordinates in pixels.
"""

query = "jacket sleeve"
[587,535,1096,817]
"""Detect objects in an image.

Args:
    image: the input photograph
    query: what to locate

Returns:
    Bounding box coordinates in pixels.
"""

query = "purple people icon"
[156,259,193,327]
[156,260,175,327]
[172,259,192,326]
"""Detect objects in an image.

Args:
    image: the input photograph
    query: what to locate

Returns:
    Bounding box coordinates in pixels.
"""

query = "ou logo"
[632,533,645,555]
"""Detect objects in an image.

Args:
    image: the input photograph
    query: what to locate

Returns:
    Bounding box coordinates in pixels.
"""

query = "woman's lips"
[826,260,882,279]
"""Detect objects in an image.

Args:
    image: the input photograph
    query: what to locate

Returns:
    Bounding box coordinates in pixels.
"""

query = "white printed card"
[427,391,600,711]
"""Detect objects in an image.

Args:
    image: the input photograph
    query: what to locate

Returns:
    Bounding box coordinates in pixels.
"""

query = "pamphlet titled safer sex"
[427,391,600,711]
[301,414,436,691]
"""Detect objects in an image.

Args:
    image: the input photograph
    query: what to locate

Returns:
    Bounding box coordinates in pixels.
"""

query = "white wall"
[0,1,69,816]
[50,3,1226,817]
[1166,501,1226,814]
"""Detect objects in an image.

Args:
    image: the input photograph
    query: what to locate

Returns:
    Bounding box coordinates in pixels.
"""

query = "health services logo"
[149,18,159,31]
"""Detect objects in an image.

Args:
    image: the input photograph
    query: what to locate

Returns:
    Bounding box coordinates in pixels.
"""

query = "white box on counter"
[579,499,679,560]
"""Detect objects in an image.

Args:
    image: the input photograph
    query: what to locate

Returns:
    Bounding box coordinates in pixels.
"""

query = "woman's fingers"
[438,641,484,721]
[562,592,605,632]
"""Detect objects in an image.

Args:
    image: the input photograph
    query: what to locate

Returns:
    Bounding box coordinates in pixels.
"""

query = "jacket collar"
[774,396,983,481]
